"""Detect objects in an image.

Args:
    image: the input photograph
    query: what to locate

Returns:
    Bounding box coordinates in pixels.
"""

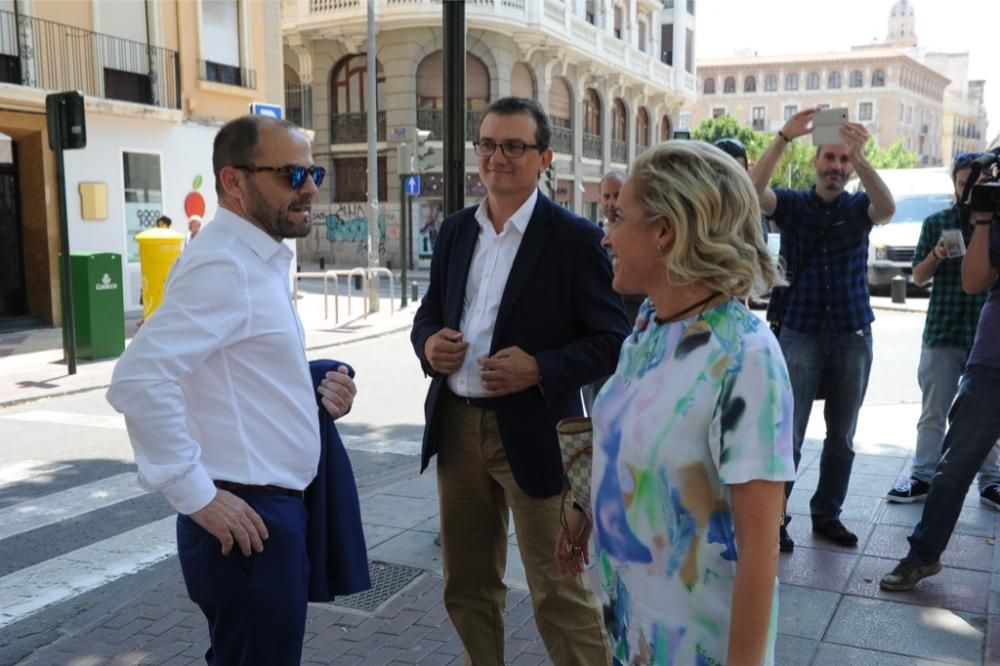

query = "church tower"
[886,0,918,48]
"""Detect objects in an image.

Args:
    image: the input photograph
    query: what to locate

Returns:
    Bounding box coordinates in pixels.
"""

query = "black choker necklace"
[653,292,722,324]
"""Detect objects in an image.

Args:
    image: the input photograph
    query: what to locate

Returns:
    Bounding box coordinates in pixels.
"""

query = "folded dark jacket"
[306,359,370,602]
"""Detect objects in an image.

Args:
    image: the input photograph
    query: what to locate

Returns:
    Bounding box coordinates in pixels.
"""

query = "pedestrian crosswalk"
[0,407,424,655]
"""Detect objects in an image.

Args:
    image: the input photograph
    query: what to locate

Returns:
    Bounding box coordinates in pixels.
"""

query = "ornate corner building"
[280,0,698,267]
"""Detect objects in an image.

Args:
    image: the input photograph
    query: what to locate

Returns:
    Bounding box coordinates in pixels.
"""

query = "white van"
[847,168,954,291]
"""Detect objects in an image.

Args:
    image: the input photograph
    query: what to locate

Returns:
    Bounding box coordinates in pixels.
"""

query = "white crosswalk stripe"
[0,516,177,630]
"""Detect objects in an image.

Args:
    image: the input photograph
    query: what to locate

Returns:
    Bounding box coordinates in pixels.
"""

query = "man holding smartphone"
[751,108,895,552]
[885,152,1000,506]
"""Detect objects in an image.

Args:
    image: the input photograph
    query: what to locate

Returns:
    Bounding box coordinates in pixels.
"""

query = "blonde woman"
[557,141,795,665]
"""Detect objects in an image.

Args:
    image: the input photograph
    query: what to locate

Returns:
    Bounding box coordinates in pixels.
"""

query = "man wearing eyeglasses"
[412,97,628,666]
[884,153,1000,507]
[107,115,356,665]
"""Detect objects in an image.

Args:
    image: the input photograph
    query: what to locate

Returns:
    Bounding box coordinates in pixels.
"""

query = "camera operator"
[885,153,1000,507]
[881,200,1000,591]
[752,108,895,552]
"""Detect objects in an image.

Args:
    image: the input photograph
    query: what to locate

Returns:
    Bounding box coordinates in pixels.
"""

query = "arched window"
[743,75,756,92]
[550,77,572,129]
[872,69,885,87]
[850,70,863,88]
[764,74,777,91]
[806,72,820,90]
[828,71,842,89]
[330,53,384,113]
[584,89,601,134]
[660,114,672,141]
[785,73,798,90]
[636,107,650,147]
[415,51,490,109]
[703,77,716,94]
[723,76,736,93]
[511,62,535,99]
[612,99,627,142]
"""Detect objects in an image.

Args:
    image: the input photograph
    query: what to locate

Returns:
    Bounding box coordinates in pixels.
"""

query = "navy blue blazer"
[305,360,370,602]
[411,192,629,498]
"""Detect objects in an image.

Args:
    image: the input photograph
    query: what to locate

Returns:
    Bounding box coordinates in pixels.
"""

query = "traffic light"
[543,164,556,197]
[413,129,434,173]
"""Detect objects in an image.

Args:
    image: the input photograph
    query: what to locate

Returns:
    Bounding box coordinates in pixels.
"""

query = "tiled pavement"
[19,408,1000,665]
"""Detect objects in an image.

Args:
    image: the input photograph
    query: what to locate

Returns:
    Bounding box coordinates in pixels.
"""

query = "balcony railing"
[551,126,572,153]
[198,60,256,89]
[330,111,386,143]
[0,9,179,109]
[611,139,627,163]
[285,82,313,129]
[417,108,487,142]
[582,132,601,159]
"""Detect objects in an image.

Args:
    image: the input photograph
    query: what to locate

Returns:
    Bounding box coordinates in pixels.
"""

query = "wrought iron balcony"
[198,60,256,89]
[330,111,386,143]
[285,82,312,129]
[611,140,627,163]
[0,9,180,109]
[551,126,572,154]
[582,133,601,159]
[417,108,487,143]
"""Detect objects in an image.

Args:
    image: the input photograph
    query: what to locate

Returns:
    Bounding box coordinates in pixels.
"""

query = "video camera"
[959,147,1000,220]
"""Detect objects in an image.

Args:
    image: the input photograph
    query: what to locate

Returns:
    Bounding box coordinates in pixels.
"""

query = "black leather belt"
[214,480,304,498]
[448,389,495,409]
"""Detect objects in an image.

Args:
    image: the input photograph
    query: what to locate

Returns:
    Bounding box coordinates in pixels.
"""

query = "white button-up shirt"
[106,208,320,515]
[447,189,537,398]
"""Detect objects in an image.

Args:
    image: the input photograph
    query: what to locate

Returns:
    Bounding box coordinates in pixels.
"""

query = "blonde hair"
[629,140,782,299]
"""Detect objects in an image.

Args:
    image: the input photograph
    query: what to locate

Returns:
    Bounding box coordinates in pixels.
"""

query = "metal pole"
[54,138,76,374]
[442,0,466,216]
[399,174,408,307]
[365,0,380,312]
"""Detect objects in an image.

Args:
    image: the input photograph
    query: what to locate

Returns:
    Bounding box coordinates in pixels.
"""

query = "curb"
[0,318,415,409]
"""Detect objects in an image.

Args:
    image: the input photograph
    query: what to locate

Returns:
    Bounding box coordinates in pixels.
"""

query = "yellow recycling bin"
[136,228,184,320]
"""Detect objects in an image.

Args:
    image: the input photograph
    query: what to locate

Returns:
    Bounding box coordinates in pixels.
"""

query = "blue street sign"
[249,103,283,119]
[405,175,421,196]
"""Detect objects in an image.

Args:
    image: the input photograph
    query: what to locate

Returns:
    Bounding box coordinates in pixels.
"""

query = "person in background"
[885,152,1000,508]
[155,215,172,229]
[560,140,793,665]
[187,214,203,243]
[752,108,895,552]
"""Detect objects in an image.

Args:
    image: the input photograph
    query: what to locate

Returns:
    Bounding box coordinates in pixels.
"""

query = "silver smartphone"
[812,108,848,146]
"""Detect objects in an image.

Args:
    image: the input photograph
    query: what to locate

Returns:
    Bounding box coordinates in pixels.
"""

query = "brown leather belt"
[214,480,304,498]
[447,388,495,409]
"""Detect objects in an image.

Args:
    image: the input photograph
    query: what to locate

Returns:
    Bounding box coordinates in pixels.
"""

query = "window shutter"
[202,0,240,67]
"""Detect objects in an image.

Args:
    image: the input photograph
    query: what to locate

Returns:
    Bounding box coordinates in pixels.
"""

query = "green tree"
[866,138,919,169]
[691,115,767,162]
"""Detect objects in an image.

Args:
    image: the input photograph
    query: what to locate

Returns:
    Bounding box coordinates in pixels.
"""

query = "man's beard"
[245,183,312,239]
[820,170,846,191]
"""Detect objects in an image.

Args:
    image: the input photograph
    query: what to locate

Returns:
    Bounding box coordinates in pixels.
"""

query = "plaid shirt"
[766,187,875,333]
[914,206,987,349]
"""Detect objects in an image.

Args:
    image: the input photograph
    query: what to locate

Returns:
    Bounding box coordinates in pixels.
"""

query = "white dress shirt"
[448,189,538,398]
[106,208,320,515]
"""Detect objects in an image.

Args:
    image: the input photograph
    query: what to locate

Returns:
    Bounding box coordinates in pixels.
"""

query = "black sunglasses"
[233,164,326,189]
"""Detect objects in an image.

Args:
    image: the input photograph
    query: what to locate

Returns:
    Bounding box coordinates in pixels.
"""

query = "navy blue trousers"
[177,491,309,666]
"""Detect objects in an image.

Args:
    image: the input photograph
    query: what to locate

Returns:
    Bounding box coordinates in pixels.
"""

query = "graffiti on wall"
[302,203,401,263]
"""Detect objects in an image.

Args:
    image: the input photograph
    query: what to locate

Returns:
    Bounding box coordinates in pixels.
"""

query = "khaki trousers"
[436,392,609,666]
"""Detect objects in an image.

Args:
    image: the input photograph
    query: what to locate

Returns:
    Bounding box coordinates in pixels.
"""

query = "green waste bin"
[68,252,125,359]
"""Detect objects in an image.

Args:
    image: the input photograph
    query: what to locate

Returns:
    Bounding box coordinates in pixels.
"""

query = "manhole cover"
[329,560,423,613]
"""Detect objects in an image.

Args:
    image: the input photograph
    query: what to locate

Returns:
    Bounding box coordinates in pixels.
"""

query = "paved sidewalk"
[16,400,1000,665]
[0,288,417,407]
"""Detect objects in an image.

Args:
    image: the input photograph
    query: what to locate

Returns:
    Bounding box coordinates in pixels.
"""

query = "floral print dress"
[591,299,795,665]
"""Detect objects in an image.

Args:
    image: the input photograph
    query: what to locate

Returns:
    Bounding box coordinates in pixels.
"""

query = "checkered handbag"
[556,417,594,524]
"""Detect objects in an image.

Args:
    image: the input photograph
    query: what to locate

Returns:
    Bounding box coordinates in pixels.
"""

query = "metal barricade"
[292,271,340,323]
[366,267,396,316]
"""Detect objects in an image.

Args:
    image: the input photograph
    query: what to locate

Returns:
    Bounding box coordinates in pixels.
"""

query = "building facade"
[281,0,698,267]
[0,0,284,329]
[923,52,988,161]
[692,49,949,166]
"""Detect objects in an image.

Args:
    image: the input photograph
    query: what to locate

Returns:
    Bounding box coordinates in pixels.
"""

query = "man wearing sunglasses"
[412,97,628,665]
[107,115,354,665]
